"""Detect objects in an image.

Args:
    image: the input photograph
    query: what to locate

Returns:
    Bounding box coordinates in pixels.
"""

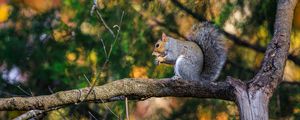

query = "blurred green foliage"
[0,0,300,119]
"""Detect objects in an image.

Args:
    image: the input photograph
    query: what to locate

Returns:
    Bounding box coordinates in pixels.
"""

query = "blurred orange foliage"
[216,112,229,120]
[130,66,148,78]
[294,2,300,29]
[22,0,60,13]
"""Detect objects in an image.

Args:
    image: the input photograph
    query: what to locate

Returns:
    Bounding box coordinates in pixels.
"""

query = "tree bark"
[0,78,234,111]
[229,78,270,120]
[232,0,298,119]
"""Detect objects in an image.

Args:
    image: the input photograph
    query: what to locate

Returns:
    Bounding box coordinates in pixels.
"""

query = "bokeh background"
[0,0,300,119]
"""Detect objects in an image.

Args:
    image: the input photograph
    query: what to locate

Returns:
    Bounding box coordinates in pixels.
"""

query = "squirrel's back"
[188,22,227,81]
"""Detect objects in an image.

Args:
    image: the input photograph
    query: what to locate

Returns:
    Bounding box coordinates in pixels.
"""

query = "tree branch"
[170,0,207,22]
[249,0,298,94]
[0,78,235,111]
[13,110,45,120]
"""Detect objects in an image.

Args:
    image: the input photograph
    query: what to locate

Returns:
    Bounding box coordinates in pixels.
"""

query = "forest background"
[1,0,300,119]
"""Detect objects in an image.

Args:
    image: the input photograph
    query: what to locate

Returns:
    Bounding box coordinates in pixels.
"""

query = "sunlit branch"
[0,78,235,111]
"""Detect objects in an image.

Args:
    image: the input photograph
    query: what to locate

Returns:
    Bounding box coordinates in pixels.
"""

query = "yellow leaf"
[0,4,12,23]
[66,52,76,62]
[89,50,97,65]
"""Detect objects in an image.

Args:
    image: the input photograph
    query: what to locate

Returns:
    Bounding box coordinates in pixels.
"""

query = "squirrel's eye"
[155,44,159,48]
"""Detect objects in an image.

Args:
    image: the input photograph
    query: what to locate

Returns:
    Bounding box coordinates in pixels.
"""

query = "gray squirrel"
[152,22,227,81]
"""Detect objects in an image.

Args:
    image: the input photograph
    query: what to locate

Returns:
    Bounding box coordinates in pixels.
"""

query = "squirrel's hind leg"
[173,55,200,81]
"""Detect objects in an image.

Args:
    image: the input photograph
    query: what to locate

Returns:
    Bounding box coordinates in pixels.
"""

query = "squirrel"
[152,22,227,81]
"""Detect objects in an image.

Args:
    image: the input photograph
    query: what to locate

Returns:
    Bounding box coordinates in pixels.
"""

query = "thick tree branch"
[0,78,235,111]
[231,0,298,119]
[249,0,298,93]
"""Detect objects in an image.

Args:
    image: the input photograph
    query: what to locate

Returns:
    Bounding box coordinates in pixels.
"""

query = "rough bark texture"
[0,78,234,111]
[0,0,298,120]
[232,0,298,119]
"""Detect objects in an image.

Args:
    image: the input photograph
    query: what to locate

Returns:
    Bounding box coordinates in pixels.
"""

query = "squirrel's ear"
[162,33,167,41]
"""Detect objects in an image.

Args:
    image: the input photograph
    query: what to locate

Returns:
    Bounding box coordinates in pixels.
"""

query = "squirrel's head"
[153,33,168,55]
[152,33,169,64]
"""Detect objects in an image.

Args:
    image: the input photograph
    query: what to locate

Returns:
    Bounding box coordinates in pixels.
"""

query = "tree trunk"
[236,89,269,119]
[230,78,269,120]
[227,0,299,119]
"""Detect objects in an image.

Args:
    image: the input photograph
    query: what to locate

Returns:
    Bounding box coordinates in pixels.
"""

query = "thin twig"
[100,38,108,58]
[13,107,64,120]
[107,11,124,59]
[82,76,96,102]
[95,9,115,38]
[88,111,98,120]
[82,4,125,120]
[13,110,44,120]
[16,85,31,96]
[48,86,54,93]
[83,74,92,85]
[83,9,124,103]
[100,98,120,119]
[125,97,129,120]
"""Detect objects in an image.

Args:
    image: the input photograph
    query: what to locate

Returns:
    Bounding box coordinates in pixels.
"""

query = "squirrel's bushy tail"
[188,22,227,81]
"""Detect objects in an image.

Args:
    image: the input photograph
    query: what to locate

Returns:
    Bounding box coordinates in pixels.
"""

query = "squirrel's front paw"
[154,58,162,65]
[157,56,166,62]
[171,75,182,80]
[155,56,166,65]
